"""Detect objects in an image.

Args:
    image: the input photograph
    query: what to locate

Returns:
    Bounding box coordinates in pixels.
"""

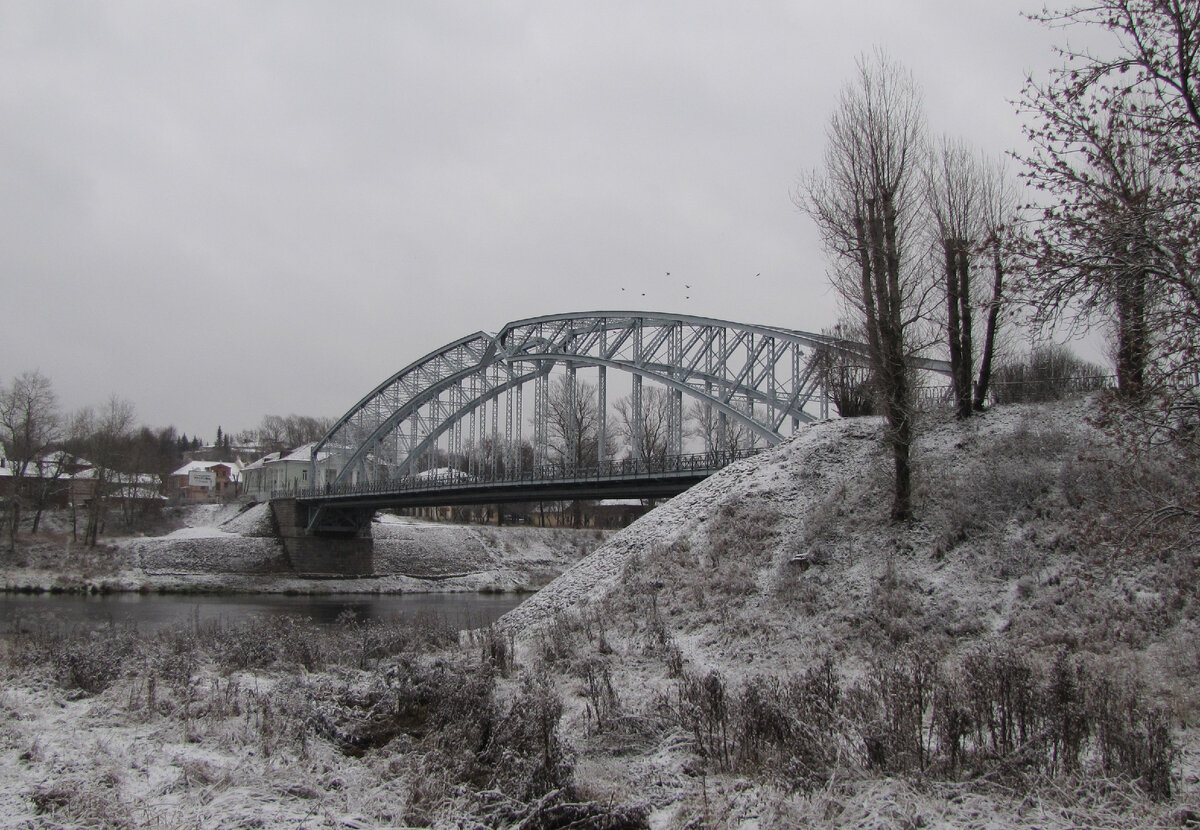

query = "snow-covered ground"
[0,398,1196,827]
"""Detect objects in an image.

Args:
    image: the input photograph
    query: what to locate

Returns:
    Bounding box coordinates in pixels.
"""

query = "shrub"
[52,626,139,695]
[476,667,569,801]
[991,344,1109,404]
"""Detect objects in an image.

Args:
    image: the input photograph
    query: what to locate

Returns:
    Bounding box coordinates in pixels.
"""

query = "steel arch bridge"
[309,311,885,494]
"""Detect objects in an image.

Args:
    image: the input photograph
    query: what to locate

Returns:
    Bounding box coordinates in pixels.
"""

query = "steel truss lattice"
[310,311,944,490]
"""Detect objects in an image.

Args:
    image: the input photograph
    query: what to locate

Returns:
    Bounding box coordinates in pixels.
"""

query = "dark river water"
[0,591,526,632]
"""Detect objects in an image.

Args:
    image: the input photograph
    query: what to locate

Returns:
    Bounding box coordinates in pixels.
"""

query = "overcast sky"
[2,1,1078,440]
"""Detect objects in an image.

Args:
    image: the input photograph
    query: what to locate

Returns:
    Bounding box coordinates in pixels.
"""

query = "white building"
[241,443,338,500]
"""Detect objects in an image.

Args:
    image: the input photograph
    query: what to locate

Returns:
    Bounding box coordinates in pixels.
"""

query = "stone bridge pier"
[270,498,374,578]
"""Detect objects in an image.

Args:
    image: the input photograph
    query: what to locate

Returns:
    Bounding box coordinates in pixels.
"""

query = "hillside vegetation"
[500,397,1200,825]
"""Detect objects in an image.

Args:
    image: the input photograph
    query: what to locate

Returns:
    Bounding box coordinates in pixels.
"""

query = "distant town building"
[71,468,166,512]
[169,460,242,502]
[0,452,92,506]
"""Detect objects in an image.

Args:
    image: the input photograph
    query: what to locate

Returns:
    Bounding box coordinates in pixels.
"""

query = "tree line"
[0,371,343,550]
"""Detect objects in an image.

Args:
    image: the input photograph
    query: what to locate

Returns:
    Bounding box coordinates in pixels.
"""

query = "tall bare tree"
[0,371,62,551]
[800,52,929,520]
[926,141,1019,415]
[974,156,1021,410]
[927,138,980,418]
[1019,88,1160,401]
[73,396,136,547]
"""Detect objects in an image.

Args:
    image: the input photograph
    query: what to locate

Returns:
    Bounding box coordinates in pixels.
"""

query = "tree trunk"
[945,239,966,416]
[5,495,18,553]
[870,192,913,522]
[974,243,1004,410]
[956,243,974,419]
[1114,265,1148,401]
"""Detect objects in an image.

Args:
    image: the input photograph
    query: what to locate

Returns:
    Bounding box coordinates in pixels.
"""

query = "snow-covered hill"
[497,397,1200,823]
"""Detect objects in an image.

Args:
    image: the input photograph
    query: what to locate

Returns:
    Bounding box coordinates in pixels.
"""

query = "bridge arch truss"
[312,312,882,489]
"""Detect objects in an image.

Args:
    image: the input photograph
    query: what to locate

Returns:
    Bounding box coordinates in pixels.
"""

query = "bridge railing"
[279,446,764,502]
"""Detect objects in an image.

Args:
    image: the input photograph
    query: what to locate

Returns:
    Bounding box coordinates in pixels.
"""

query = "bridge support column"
[270,498,374,578]
[597,364,607,463]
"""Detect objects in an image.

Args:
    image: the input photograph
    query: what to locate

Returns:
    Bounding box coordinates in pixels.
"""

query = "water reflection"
[0,591,525,632]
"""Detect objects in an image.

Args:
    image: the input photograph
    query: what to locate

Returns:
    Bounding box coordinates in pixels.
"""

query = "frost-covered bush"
[666,644,1176,797]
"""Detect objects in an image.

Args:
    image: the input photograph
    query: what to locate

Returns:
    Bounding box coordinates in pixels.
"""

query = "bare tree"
[926,141,1020,416]
[613,385,674,462]
[253,414,334,454]
[811,321,876,418]
[685,397,761,452]
[545,374,600,528]
[974,157,1022,410]
[1018,88,1160,401]
[546,374,600,469]
[1019,0,1200,415]
[0,371,62,551]
[927,137,980,418]
[74,396,137,547]
[800,52,929,520]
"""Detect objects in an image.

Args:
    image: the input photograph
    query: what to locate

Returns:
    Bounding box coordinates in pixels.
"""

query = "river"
[0,591,526,632]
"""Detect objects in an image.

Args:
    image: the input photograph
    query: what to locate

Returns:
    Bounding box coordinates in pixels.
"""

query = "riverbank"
[0,505,607,595]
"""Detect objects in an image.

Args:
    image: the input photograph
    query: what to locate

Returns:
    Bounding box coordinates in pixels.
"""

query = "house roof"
[241,452,282,471]
[280,442,332,463]
[171,460,242,480]
[0,453,92,479]
[244,443,331,468]
[72,469,160,485]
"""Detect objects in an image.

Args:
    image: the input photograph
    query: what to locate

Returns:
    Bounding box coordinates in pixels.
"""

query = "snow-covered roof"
[44,450,89,467]
[73,469,160,486]
[0,453,91,478]
[241,452,282,471]
[280,442,332,463]
[244,443,331,468]
[171,460,242,481]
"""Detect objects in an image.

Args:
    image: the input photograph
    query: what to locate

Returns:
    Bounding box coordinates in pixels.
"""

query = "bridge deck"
[283,448,763,511]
